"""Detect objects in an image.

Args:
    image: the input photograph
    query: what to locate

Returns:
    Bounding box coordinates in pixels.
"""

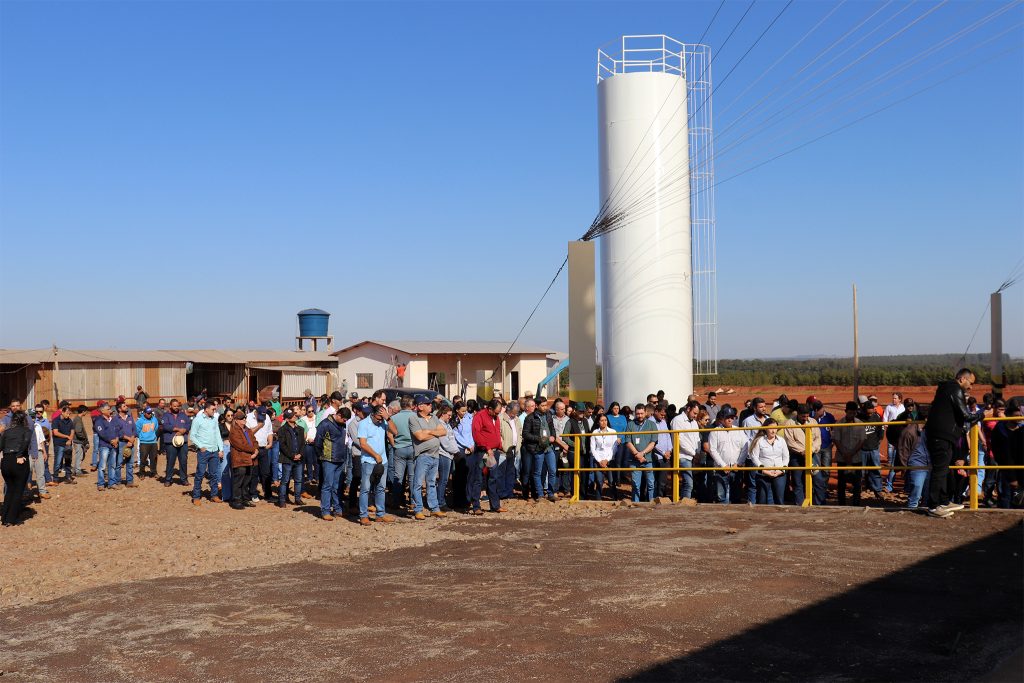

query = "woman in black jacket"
[1,411,32,526]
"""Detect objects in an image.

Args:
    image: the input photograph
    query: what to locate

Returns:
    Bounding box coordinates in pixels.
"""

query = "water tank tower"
[597,35,695,407]
[296,308,333,352]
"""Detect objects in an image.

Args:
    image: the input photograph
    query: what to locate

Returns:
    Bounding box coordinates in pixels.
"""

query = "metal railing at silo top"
[595,36,719,377]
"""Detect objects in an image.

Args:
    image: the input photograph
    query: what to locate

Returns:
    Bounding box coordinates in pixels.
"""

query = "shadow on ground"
[621,522,1024,682]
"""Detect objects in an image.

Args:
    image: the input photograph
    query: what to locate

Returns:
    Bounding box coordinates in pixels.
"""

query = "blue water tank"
[297,308,330,337]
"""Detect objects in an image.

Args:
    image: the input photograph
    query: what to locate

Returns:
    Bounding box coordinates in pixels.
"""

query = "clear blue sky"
[1,1,1021,360]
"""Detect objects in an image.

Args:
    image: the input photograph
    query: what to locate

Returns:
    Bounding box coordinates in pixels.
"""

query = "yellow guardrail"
[561,416,1024,510]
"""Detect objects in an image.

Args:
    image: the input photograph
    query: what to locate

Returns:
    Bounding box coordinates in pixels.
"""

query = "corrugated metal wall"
[281,370,327,398]
[54,362,185,401]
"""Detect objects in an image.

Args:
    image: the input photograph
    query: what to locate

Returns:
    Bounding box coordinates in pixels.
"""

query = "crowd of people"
[1,370,1022,527]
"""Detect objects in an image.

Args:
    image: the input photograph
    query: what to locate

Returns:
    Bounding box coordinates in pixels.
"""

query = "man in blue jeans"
[521,399,557,502]
[276,408,304,507]
[50,404,76,484]
[93,404,120,491]
[387,396,416,511]
[624,404,657,502]
[409,396,448,520]
[189,402,223,505]
[810,400,835,505]
[315,408,351,520]
[357,406,395,526]
[161,399,192,487]
[859,401,885,497]
[112,402,137,488]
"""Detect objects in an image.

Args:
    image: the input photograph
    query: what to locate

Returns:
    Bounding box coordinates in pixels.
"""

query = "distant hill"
[709,353,1023,387]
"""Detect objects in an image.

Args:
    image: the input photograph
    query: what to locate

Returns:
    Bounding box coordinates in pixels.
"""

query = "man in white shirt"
[246,406,274,501]
[299,405,319,497]
[740,398,770,504]
[669,400,701,499]
[708,406,747,504]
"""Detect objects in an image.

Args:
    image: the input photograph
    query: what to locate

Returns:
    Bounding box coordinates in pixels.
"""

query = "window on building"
[356,373,373,389]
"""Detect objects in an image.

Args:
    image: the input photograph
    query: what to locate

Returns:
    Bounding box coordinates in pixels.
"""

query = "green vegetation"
[708,354,1024,387]
[554,354,1022,392]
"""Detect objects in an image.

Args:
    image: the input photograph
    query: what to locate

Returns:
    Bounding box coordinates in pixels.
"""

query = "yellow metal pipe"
[572,435,581,503]
[672,431,680,503]
[803,425,813,508]
[969,423,979,511]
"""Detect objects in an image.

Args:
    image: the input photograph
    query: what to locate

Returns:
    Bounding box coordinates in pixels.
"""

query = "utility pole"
[52,343,60,405]
[991,291,1004,401]
[852,284,859,403]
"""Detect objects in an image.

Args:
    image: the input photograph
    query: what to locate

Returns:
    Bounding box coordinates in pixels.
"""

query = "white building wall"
[405,359,429,389]
[336,344,411,394]
[334,344,558,400]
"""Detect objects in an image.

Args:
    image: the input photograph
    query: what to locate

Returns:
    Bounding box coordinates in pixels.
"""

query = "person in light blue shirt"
[135,407,160,478]
[188,403,224,504]
[356,405,393,524]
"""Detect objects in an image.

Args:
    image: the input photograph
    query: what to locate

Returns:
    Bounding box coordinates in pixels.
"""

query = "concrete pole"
[568,241,597,404]
[853,284,860,403]
[991,291,1004,401]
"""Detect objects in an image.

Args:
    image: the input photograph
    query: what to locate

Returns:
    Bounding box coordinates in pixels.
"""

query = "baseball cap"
[719,406,737,419]
[96,400,107,407]
[845,401,859,411]
[27,408,37,418]
[355,402,371,415]
[144,406,153,414]
[283,408,295,419]
[416,395,432,405]
[349,392,359,400]
[805,395,817,405]
[868,394,878,401]
[117,395,125,402]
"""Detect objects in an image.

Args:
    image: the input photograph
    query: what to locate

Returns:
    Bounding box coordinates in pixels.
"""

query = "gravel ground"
[0,469,610,608]
[0,489,1021,682]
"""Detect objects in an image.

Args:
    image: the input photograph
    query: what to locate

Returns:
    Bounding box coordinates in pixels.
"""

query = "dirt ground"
[0,483,1021,682]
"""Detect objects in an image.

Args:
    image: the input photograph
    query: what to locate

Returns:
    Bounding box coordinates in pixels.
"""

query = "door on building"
[510,371,519,400]
[428,372,446,397]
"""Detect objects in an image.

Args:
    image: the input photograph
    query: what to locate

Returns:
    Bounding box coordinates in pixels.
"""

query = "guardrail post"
[672,432,680,503]
[803,425,813,508]
[969,423,979,511]
[572,435,581,503]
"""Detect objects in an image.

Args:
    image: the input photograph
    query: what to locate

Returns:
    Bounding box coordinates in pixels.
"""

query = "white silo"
[597,35,694,407]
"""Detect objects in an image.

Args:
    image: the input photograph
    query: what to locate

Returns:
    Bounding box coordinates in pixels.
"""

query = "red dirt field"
[693,384,1024,410]
[0,496,1021,682]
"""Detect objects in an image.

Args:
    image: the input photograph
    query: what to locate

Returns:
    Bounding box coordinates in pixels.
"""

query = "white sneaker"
[928,507,954,519]
[944,502,965,512]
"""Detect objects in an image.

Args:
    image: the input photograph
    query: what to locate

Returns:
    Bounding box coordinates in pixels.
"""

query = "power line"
[591,2,758,233]
[698,0,726,45]
[481,256,569,386]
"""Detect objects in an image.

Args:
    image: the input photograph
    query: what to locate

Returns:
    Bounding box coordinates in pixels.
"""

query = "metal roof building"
[331,340,562,400]
[0,348,338,407]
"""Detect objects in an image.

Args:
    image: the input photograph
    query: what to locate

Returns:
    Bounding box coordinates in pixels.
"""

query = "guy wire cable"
[717,0,946,147]
[604,1,1019,226]
[591,0,757,233]
[671,4,1019,191]
[716,0,899,140]
[597,39,1023,239]
[717,0,848,118]
[601,0,795,228]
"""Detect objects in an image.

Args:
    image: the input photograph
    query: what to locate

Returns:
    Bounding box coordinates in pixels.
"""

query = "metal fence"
[562,416,1024,510]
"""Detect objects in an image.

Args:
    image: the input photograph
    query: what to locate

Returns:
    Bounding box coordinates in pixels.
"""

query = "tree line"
[708,354,1024,387]
[557,354,1023,391]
